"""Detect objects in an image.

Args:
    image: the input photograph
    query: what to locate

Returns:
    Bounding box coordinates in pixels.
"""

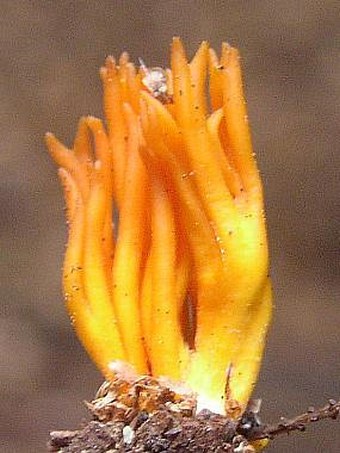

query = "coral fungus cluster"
[46,38,272,416]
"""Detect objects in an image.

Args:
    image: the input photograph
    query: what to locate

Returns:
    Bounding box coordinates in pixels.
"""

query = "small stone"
[122,425,135,444]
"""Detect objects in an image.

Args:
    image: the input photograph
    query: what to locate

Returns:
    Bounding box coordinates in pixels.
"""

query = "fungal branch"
[46,38,272,418]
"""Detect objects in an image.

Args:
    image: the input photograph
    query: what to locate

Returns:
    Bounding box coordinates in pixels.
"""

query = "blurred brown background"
[1,1,339,452]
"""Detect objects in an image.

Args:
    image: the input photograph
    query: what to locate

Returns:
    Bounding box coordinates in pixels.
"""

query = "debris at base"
[48,376,255,452]
[48,375,340,452]
[48,411,256,452]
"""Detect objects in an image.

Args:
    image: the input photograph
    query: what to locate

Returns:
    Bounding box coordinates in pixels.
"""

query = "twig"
[49,430,79,448]
[246,399,340,441]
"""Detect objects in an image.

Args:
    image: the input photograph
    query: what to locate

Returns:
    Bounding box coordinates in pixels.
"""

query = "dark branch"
[246,399,340,441]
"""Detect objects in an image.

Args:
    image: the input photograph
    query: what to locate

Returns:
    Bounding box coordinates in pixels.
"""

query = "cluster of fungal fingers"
[46,37,272,419]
